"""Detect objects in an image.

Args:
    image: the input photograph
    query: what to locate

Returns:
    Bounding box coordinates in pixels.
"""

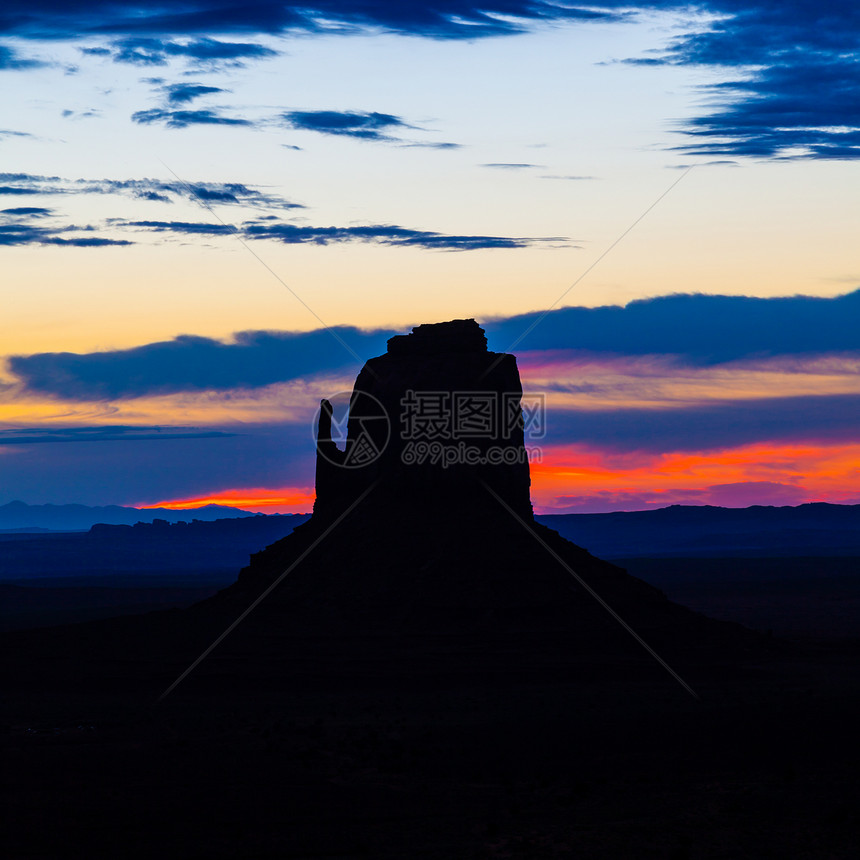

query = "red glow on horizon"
[141,486,315,515]
[138,441,860,517]
[530,440,860,513]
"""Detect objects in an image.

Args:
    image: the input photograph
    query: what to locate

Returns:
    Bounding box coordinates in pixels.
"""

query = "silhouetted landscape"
[4,321,859,858]
[2,504,858,637]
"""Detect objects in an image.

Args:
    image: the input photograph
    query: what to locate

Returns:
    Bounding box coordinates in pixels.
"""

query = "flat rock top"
[386,319,488,356]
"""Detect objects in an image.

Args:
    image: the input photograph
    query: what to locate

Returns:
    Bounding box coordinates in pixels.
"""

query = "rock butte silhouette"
[198,319,758,683]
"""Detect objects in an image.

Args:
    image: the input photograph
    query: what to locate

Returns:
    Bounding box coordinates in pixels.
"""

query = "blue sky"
[1,1,858,513]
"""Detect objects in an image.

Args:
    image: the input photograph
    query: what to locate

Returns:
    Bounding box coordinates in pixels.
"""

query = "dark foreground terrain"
[3,505,858,638]
[4,508,860,859]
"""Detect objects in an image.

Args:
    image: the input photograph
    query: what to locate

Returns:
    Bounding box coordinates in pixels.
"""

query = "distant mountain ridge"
[541,502,860,557]
[0,500,276,532]
[2,499,858,553]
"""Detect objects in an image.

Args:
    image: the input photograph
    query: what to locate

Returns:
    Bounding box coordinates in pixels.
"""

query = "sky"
[1,1,859,515]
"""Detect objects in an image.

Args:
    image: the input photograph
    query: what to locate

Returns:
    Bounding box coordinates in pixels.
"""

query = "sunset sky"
[2,1,859,514]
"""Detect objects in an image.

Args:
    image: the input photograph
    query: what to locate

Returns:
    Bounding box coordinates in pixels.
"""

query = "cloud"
[0,172,301,209]
[627,2,860,161]
[0,425,234,444]
[0,2,622,42]
[483,289,860,363]
[400,141,461,150]
[481,163,542,169]
[61,108,100,120]
[0,186,40,195]
[0,128,34,139]
[676,59,860,160]
[540,174,597,180]
[163,82,225,105]
[7,2,851,161]
[0,43,44,70]
[104,36,278,67]
[0,221,131,247]
[7,328,394,400]
[282,110,410,141]
[542,394,860,453]
[1,206,51,216]
[121,219,235,236]
[123,217,570,250]
[131,107,252,128]
[11,289,860,403]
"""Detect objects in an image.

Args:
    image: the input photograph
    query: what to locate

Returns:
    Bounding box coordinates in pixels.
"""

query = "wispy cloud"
[0,2,622,42]
[131,107,252,128]
[282,110,410,141]
[0,172,302,208]
[620,2,860,161]
[0,128,34,139]
[1,206,51,216]
[123,217,571,251]
[481,162,542,169]
[0,221,131,247]
[0,425,234,444]
[0,43,45,70]
[88,37,278,68]
[163,82,226,105]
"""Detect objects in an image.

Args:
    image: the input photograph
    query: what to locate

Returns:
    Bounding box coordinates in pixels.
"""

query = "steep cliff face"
[314,319,532,521]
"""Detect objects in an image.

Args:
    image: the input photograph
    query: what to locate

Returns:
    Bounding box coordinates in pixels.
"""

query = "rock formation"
[207,319,758,685]
[313,318,532,522]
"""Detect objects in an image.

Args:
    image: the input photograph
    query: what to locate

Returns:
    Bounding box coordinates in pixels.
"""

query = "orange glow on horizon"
[141,486,315,515]
[530,440,860,511]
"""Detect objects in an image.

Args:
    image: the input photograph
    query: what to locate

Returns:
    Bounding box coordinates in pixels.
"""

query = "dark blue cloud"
[1,206,51,216]
[676,59,860,160]
[131,107,251,128]
[7,329,394,400]
[0,186,40,195]
[163,82,225,104]
[0,426,233,444]
[626,1,860,161]
[543,394,860,453]
[0,221,131,246]
[0,422,315,508]
[0,173,301,208]
[5,3,854,160]
[0,43,44,69]
[0,2,621,42]
[483,290,860,363]
[122,219,235,236]
[107,36,278,66]
[10,289,860,403]
[122,217,569,250]
[283,110,409,141]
